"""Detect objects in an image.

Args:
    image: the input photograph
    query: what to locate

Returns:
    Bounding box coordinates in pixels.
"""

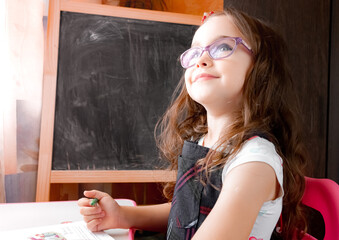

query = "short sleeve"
[222,137,284,198]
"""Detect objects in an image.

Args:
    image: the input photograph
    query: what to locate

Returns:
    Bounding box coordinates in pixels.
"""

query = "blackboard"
[52,11,198,170]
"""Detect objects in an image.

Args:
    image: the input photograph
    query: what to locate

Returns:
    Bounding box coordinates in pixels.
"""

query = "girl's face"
[185,15,253,116]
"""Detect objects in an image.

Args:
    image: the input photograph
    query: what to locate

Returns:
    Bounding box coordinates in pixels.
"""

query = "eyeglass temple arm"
[239,39,253,53]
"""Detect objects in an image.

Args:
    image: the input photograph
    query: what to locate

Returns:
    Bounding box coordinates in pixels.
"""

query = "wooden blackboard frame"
[36,0,201,202]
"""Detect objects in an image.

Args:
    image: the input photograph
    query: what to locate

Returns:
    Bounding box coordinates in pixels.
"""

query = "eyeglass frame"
[180,37,253,69]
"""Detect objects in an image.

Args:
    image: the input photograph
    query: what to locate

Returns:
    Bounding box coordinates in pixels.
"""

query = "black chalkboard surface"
[52,11,197,170]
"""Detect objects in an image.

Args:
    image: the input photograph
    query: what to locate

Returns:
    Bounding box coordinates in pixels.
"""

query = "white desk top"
[0,199,135,240]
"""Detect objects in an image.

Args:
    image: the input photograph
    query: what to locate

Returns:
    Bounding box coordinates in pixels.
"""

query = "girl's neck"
[204,113,234,147]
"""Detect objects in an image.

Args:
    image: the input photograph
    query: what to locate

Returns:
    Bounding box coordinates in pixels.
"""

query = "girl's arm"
[192,161,279,240]
[120,203,171,232]
[78,190,171,232]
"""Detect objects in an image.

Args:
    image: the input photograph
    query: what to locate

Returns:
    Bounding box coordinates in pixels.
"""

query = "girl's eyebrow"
[191,35,231,47]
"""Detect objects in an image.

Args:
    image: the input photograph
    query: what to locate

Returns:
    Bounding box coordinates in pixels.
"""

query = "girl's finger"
[78,197,93,207]
[86,218,103,232]
[83,211,105,223]
[83,190,108,201]
[79,206,102,216]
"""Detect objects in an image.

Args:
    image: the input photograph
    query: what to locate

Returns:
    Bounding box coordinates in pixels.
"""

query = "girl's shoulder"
[237,136,281,159]
[222,136,283,184]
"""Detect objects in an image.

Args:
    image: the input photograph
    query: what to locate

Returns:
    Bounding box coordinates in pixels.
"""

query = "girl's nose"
[196,51,213,68]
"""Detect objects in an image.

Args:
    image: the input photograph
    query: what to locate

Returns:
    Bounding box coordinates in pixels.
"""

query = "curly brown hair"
[155,7,309,240]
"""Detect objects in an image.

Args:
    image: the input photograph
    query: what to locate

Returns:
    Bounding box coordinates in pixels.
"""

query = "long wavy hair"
[155,7,309,240]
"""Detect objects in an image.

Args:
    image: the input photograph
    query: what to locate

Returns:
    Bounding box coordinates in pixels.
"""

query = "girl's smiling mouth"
[193,73,218,83]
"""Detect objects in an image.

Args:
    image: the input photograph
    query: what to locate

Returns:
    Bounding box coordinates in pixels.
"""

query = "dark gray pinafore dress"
[166,136,286,240]
[166,140,223,240]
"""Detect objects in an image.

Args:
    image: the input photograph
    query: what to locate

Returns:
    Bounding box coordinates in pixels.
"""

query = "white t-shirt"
[198,136,283,240]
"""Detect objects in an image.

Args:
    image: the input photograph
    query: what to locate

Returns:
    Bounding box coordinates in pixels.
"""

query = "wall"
[328,0,339,183]
[224,0,338,181]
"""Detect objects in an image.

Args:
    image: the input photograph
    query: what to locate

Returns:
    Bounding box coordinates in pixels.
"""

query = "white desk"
[0,199,135,240]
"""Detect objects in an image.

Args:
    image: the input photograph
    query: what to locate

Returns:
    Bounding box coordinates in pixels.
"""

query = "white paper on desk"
[0,221,115,240]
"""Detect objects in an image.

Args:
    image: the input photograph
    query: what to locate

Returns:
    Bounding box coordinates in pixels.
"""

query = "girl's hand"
[78,190,124,232]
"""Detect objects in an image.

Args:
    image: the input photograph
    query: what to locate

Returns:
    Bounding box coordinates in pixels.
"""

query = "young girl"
[78,8,309,240]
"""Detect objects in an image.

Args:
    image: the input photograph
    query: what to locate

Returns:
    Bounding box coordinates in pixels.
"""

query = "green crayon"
[90,198,99,206]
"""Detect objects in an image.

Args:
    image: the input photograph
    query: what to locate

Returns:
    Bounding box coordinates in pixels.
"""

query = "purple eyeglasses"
[180,37,253,69]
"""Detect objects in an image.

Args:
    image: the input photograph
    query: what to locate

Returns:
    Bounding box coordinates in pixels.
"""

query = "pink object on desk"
[0,199,136,240]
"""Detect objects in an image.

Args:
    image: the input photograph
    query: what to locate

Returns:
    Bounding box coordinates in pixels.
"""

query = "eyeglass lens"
[181,38,237,68]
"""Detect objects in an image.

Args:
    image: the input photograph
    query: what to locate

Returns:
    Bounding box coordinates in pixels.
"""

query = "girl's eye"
[185,49,201,65]
[217,43,233,52]
[210,42,234,58]
[190,50,201,59]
